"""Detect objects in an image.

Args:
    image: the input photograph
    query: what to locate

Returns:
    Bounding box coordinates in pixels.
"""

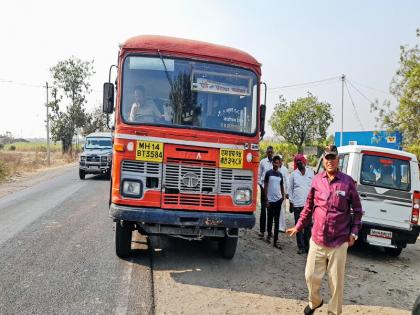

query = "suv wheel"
[384,247,403,257]
[218,229,238,259]
[79,169,85,180]
[115,221,133,258]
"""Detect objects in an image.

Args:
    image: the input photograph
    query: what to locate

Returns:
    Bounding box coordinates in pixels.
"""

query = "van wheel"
[79,169,85,180]
[384,247,402,257]
[218,229,238,259]
[115,221,133,258]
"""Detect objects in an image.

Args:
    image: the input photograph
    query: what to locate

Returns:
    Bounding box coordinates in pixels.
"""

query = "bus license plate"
[136,141,164,162]
[219,149,243,168]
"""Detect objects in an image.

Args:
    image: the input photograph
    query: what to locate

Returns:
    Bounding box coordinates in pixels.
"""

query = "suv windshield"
[85,138,112,149]
[360,154,411,191]
[121,56,258,135]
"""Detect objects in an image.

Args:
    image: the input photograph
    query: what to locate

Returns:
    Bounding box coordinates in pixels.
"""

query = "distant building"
[335,131,403,150]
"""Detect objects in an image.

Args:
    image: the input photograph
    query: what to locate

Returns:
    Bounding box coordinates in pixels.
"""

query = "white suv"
[317,145,420,256]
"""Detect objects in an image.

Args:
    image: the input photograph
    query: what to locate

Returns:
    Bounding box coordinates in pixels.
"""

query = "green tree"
[48,57,95,153]
[372,29,420,145]
[269,93,333,153]
[83,105,111,136]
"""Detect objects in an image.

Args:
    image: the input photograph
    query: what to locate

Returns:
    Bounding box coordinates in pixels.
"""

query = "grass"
[0,142,79,183]
[4,142,62,152]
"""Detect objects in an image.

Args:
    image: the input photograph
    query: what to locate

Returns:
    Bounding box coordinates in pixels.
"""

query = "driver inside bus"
[128,85,161,122]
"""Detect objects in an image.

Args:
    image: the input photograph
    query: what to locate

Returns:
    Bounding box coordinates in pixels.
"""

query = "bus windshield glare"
[121,56,258,135]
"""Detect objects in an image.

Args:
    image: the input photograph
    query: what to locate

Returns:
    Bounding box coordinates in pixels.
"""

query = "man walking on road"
[258,146,274,238]
[288,154,314,254]
[264,155,284,249]
[286,145,363,315]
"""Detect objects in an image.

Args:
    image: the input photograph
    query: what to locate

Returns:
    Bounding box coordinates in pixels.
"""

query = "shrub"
[259,141,298,165]
[0,143,4,150]
[9,145,16,151]
[0,160,9,181]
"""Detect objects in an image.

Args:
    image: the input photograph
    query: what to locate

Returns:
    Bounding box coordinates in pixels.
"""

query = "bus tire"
[115,221,132,258]
[218,229,238,259]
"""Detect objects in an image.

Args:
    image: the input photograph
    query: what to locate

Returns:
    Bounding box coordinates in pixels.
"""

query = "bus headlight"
[121,180,142,198]
[234,188,252,205]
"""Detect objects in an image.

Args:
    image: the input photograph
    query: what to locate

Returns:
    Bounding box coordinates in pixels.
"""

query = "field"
[0,142,79,182]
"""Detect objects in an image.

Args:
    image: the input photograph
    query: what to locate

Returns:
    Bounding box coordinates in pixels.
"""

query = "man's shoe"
[258,232,264,239]
[273,242,282,249]
[265,235,272,243]
[303,300,323,315]
[297,248,306,255]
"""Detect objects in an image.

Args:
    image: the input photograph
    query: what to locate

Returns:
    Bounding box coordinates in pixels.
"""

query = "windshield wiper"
[157,50,173,90]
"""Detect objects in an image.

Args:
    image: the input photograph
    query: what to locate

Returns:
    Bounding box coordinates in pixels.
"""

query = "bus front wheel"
[115,221,133,258]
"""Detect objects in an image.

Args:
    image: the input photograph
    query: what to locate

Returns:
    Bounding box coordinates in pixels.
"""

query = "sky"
[0,0,419,139]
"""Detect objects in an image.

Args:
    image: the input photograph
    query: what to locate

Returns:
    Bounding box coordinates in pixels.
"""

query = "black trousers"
[259,185,267,233]
[267,199,283,243]
[293,206,311,251]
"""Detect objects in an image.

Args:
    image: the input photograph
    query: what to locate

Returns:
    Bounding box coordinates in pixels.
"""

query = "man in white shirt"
[288,154,314,254]
[258,146,274,238]
[128,85,161,122]
[278,155,289,232]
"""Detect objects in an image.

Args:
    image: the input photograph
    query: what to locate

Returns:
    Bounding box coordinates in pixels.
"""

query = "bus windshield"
[121,56,258,135]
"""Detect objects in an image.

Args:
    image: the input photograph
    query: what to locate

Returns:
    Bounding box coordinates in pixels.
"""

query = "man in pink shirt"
[287,145,363,315]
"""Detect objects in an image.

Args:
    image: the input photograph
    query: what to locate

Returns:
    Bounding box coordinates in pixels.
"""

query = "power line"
[0,78,43,88]
[347,80,376,104]
[344,80,364,130]
[268,76,340,90]
[348,79,389,95]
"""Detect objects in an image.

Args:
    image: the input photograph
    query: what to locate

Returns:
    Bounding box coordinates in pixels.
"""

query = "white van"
[316,145,420,256]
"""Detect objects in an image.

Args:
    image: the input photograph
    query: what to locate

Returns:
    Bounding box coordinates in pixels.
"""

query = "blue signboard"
[335,131,403,150]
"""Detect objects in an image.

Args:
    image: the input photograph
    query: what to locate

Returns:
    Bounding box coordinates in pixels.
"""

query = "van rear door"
[358,151,412,230]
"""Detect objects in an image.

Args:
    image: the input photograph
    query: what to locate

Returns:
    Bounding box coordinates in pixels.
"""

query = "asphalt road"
[1,166,419,315]
[0,168,153,314]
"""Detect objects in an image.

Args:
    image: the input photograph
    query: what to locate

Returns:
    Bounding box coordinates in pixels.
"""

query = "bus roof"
[120,35,261,74]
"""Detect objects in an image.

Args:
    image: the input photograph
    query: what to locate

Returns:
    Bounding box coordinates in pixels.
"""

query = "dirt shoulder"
[0,163,76,199]
[151,203,418,315]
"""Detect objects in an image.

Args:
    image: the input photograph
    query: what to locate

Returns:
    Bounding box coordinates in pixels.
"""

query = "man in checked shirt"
[286,145,363,315]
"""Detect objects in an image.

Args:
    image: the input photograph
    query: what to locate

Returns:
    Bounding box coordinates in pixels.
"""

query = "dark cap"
[324,144,338,158]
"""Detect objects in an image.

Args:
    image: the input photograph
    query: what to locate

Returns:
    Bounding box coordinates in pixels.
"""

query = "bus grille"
[163,164,217,193]
[219,169,253,194]
[163,194,216,207]
[121,160,160,174]
[163,163,217,208]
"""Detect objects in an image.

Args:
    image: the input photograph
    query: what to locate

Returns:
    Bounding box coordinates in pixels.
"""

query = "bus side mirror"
[103,82,114,114]
[260,104,266,138]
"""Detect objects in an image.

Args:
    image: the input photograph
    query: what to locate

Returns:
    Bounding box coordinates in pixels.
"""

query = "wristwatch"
[351,233,358,240]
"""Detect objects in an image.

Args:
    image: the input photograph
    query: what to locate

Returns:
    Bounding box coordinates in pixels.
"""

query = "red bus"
[103,35,266,259]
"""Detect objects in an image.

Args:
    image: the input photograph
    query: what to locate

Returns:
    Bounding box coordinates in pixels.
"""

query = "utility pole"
[340,74,345,146]
[45,82,51,166]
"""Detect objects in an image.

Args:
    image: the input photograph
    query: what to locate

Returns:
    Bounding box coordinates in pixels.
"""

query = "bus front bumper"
[110,203,255,229]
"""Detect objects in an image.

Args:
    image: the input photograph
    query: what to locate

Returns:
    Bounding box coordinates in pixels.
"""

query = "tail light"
[412,191,420,224]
